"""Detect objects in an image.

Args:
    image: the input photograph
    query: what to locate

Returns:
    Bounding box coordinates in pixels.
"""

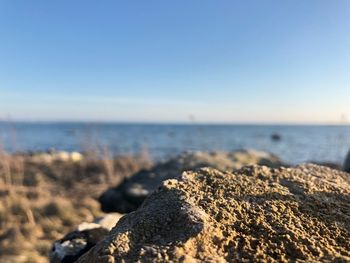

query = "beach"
[0,146,349,262]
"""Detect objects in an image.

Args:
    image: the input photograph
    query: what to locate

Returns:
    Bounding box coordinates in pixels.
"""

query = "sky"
[0,0,350,124]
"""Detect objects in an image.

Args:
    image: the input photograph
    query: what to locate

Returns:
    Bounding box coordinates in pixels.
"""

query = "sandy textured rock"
[78,164,350,263]
[99,150,284,213]
[309,161,343,171]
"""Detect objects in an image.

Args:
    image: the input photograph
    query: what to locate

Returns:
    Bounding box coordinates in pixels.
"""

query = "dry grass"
[0,148,152,263]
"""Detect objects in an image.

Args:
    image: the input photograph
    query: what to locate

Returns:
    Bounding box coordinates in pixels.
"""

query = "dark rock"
[50,227,109,263]
[99,150,285,213]
[344,150,350,173]
[271,133,281,141]
[99,188,139,213]
[50,213,123,263]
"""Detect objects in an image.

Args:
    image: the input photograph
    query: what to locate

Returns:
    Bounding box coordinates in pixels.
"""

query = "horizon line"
[1,119,350,126]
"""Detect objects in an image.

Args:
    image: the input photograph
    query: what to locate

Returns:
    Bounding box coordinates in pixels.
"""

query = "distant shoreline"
[1,120,350,126]
[1,123,349,164]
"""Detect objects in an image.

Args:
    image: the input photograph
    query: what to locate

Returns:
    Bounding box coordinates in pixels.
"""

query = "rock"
[70,152,83,162]
[271,133,281,141]
[50,228,109,263]
[344,150,350,173]
[93,213,123,231]
[99,188,140,213]
[99,150,284,213]
[309,161,343,171]
[29,151,83,163]
[50,213,123,263]
[76,222,102,232]
[78,164,350,262]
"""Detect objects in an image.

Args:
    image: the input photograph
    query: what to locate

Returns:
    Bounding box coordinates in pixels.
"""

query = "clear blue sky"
[0,0,349,123]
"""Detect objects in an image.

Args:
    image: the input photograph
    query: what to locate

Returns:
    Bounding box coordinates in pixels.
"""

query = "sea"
[0,122,349,165]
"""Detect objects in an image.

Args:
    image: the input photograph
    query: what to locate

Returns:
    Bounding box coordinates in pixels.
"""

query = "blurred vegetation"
[0,145,152,263]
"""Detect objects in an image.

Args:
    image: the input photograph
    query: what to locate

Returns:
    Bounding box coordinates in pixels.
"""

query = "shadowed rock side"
[99,150,284,213]
[78,164,350,262]
[344,149,350,173]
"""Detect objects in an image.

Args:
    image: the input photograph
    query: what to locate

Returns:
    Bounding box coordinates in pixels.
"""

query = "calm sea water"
[0,122,349,164]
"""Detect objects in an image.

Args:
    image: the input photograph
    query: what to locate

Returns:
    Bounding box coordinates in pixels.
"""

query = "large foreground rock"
[78,164,350,262]
[99,150,284,213]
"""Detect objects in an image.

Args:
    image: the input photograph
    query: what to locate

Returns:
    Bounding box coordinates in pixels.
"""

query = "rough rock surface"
[99,150,284,213]
[78,164,350,262]
[309,161,343,171]
[50,213,123,263]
